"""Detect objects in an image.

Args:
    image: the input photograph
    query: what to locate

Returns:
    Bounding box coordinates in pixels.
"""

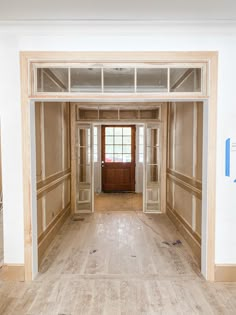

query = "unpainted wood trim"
[20,51,217,281]
[167,169,202,191]
[215,265,236,282]
[70,103,76,215]
[167,173,202,199]
[38,203,70,266]
[37,170,71,198]
[160,104,167,213]
[0,264,25,281]
[166,204,201,267]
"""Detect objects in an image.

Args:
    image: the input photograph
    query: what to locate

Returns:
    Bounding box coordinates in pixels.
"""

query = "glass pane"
[37,68,69,92]
[147,128,159,147]
[139,145,144,154]
[139,153,144,163]
[106,136,114,145]
[137,68,168,92]
[123,127,131,136]
[71,68,101,92]
[106,145,113,154]
[147,147,159,164]
[106,127,114,136]
[123,154,132,162]
[104,68,135,93]
[114,145,122,154]
[78,147,91,164]
[79,129,91,147]
[147,165,159,183]
[114,154,123,162]
[123,145,131,154]
[114,127,123,136]
[170,68,201,92]
[105,154,114,162]
[146,187,160,211]
[78,165,91,183]
[123,136,131,144]
[114,136,122,145]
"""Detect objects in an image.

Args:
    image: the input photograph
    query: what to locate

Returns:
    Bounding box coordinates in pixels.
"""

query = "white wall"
[0,21,236,267]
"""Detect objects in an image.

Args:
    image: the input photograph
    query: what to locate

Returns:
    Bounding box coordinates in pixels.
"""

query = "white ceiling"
[0,0,236,21]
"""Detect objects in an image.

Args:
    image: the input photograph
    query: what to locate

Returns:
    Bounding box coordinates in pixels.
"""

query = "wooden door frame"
[20,51,218,281]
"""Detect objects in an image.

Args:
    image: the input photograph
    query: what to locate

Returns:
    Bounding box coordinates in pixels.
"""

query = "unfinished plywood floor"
[95,193,142,211]
[1,211,236,315]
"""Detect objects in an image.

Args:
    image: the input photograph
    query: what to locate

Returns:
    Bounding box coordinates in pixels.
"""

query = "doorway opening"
[72,104,164,214]
[21,51,217,281]
[95,124,142,212]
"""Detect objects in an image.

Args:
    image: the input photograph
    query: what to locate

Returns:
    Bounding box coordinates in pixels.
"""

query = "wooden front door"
[102,126,135,192]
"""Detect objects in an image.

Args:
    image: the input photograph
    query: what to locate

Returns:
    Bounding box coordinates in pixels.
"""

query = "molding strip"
[167,168,202,190]
[215,265,236,282]
[167,172,202,199]
[37,169,71,198]
[38,203,71,266]
[0,264,25,281]
[166,204,201,266]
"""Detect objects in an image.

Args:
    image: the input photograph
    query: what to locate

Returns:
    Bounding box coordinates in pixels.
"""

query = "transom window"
[33,63,206,95]
[104,127,132,163]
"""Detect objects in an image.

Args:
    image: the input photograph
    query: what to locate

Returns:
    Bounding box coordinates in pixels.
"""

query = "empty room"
[0,1,236,314]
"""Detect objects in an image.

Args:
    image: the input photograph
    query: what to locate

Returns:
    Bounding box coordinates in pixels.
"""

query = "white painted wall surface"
[0,21,236,267]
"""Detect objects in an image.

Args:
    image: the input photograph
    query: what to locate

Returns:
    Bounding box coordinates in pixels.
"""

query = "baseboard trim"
[0,264,25,281]
[38,203,71,266]
[215,265,236,282]
[166,205,201,267]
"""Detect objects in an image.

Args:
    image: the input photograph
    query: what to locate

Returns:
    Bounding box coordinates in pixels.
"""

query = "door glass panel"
[170,68,201,92]
[71,68,102,92]
[37,68,69,92]
[145,125,161,212]
[137,68,168,92]
[104,68,135,93]
[76,125,92,212]
[104,127,132,163]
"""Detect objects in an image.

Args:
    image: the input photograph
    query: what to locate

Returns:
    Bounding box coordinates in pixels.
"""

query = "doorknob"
[101,161,105,167]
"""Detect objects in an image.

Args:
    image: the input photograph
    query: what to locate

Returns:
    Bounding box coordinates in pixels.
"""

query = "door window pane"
[37,68,69,93]
[104,127,133,163]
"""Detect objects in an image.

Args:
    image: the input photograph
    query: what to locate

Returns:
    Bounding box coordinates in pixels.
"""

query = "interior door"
[75,124,93,213]
[144,124,161,212]
[102,126,135,192]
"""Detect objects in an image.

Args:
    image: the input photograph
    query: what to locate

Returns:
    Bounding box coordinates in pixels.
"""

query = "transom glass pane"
[170,68,202,92]
[104,68,135,93]
[137,68,168,92]
[71,68,102,92]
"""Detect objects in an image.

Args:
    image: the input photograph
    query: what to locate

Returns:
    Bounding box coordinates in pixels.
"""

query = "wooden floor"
[95,193,143,211]
[1,211,236,314]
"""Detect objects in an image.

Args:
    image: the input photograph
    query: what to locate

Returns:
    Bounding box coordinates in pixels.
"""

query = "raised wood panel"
[64,178,71,206]
[63,103,71,170]
[167,101,203,264]
[44,102,63,177]
[175,102,194,177]
[174,184,193,226]
[37,198,43,237]
[166,179,173,208]
[45,184,63,227]
[196,102,203,181]
[196,197,202,236]
[168,103,175,170]
[35,102,42,182]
